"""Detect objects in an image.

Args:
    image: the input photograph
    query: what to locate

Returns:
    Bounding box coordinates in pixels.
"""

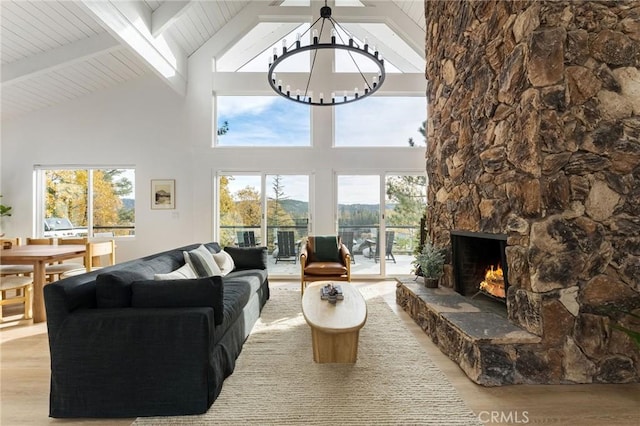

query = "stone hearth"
[407,0,640,385]
[396,279,540,386]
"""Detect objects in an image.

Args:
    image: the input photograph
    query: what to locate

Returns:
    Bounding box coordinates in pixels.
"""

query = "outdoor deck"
[265,252,415,278]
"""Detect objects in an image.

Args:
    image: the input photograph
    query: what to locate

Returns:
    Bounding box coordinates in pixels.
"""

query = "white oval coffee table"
[301,281,367,363]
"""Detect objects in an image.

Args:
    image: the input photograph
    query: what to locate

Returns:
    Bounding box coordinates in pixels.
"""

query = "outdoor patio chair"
[275,230,297,264]
[375,230,396,263]
[237,231,257,247]
[338,231,356,263]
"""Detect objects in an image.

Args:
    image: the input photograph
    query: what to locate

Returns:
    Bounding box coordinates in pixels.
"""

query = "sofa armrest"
[49,307,216,418]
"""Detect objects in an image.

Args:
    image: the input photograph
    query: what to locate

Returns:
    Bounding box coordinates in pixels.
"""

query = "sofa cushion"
[154,263,197,280]
[212,250,235,276]
[214,279,252,340]
[223,246,267,271]
[131,276,224,325]
[96,270,147,308]
[184,245,222,277]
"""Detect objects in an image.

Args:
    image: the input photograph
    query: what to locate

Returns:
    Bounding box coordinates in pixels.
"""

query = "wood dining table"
[0,244,86,323]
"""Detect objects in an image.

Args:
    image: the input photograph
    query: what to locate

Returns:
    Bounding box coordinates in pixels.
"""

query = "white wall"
[1,54,427,262]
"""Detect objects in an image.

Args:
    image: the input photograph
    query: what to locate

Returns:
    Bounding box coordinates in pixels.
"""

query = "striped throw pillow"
[154,263,197,280]
[184,245,222,277]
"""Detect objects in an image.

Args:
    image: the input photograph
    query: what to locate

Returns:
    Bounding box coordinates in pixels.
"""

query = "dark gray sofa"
[43,242,269,418]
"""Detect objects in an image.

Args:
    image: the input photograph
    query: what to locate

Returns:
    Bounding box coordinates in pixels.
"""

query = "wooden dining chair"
[0,241,33,322]
[25,237,55,245]
[44,237,88,280]
[60,240,116,279]
[0,238,34,277]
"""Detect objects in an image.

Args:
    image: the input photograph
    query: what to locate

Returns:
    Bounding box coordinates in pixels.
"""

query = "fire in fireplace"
[450,231,509,305]
[479,264,506,299]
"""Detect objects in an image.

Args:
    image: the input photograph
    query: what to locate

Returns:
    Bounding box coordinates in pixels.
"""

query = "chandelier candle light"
[267,1,386,106]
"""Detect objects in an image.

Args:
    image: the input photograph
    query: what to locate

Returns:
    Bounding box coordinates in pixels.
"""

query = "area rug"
[133,289,480,425]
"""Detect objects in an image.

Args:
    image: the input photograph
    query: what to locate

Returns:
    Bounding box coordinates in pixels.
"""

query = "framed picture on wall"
[151,179,175,209]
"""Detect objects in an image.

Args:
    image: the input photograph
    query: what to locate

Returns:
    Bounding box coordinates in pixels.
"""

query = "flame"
[479,265,505,298]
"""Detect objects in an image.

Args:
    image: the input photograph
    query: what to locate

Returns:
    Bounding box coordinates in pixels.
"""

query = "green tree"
[386,175,426,226]
[408,121,426,147]
[217,120,229,136]
[269,175,289,227]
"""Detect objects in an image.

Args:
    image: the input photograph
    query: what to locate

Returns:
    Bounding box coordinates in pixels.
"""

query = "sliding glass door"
[217,173,309,276]
[337,175,381,276]
[266,174,309,268]
[218,174,262,247]
[384,174,426,276]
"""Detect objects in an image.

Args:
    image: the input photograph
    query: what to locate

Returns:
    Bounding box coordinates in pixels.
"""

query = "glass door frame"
[213,171,312,277]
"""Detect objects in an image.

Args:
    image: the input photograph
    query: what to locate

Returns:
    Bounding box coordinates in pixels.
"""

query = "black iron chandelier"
[267,1,386,106]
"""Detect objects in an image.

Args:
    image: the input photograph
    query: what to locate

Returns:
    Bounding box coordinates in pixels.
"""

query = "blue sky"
[217,96,426,147]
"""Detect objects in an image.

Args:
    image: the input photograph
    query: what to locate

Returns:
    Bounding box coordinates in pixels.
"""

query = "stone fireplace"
[451,231,509,309]
[397,0,640,385]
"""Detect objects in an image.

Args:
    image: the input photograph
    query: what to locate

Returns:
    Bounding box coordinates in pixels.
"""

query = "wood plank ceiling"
[0,1,425,121]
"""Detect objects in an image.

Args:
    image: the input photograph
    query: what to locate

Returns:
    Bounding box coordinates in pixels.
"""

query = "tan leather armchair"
[300,235,351,294]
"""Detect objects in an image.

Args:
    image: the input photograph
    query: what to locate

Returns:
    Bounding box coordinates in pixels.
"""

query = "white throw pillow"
[212,250,235,276]
[154,263,197,280]
[184,245,222,277]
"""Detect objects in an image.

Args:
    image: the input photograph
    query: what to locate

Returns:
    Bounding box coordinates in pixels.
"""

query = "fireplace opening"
[451,231,509,313]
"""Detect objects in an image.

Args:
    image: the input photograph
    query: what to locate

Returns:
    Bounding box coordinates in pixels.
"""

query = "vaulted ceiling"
[1,1,425,120]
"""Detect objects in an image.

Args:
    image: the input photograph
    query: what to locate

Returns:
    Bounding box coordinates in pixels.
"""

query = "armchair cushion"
[304,262,348,276]
[310,236,340,262]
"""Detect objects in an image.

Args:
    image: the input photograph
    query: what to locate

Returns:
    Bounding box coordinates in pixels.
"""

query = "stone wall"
[425,0,640,383]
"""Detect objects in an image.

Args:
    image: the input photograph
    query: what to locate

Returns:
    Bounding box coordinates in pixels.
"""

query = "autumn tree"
[235,186,261,227]
[46,170,88,226]
[218,176,238,246]
[46,169,133,235]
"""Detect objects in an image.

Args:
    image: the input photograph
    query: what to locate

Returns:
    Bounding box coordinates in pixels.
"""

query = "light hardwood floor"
[2,280,639,425]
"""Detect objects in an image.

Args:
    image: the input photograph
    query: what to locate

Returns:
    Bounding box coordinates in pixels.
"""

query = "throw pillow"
[96,270,147,308]
[312,235,340,262]
[223,246,268,271]
[212,250,235,276]
[154,263,197,280]
[184,244,222,277]
[131,276,224,325]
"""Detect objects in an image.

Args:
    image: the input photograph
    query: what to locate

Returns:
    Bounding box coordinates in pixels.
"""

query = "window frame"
[34,165,136,239]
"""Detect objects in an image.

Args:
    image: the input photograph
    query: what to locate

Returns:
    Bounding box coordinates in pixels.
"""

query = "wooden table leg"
[32,261,46,323]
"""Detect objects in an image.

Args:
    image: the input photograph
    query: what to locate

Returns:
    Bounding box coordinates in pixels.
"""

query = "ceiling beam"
[346,23,423,73]
[80,0,187,96]
[216,22,300,72]
[1,32,120,86]
[331,3,425,57]
[198,2,303,60]
[151,1,192,37]
[213,71,425,95]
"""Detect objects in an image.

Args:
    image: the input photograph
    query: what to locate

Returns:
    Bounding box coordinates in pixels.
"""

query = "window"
[335,96,426,147]
[36,167,135,237]
[216,96,311,147]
